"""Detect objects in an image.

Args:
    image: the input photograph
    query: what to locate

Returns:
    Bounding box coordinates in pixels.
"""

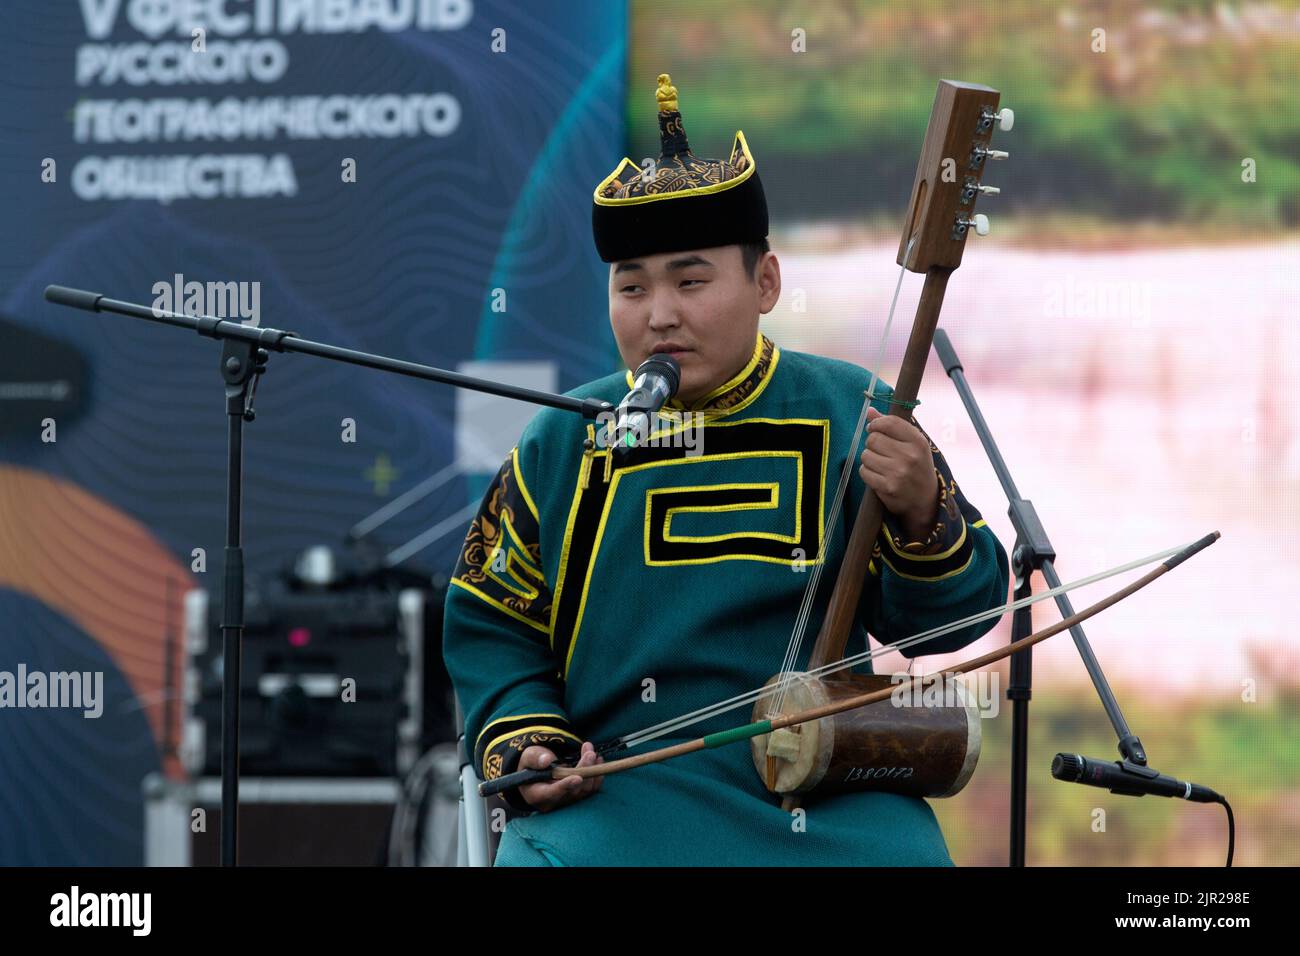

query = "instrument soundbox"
[751,672,981,798]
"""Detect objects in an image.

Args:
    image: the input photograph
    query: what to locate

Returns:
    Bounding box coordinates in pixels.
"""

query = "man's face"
[608,244,780,405]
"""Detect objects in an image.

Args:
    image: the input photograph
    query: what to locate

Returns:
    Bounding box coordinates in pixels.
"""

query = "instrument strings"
[769,238,916,717]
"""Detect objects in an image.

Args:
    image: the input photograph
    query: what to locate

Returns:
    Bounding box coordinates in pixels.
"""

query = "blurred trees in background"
[631,0,1300,228]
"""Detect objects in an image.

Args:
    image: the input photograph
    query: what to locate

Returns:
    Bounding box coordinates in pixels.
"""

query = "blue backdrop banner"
[0,0,626,865]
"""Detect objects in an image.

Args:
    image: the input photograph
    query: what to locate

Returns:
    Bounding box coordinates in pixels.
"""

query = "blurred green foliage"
[933,683,1299,865]
[630,0,1300,226]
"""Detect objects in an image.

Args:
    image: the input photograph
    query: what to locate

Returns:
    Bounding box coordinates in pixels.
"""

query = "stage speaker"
[144,774,398,866]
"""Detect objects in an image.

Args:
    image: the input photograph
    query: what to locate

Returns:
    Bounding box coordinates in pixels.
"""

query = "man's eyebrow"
[666,255,713,271]
[614,255,714,276]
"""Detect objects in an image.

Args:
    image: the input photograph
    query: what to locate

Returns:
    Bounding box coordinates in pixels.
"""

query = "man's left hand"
[859,406,939,541]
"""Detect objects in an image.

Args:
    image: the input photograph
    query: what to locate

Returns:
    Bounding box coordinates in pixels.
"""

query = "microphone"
[1052,753,1222,803]
[611,354,680,450]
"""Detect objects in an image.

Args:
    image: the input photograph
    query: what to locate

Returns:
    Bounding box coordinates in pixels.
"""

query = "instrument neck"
[806,266,953,671]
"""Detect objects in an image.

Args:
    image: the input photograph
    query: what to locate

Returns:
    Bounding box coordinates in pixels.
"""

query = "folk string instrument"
[756,79,1012,808]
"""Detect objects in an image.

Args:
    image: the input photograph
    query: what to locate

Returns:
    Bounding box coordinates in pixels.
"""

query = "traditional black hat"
[592,74,769,263]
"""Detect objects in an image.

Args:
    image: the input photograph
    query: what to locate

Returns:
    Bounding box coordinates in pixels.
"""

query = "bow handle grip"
[477,766,558,798]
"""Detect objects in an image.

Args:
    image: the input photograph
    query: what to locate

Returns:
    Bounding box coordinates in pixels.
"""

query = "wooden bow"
[487,533,1218,789]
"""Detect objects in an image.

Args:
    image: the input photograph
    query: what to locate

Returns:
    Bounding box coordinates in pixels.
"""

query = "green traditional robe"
[443,332,1010,866]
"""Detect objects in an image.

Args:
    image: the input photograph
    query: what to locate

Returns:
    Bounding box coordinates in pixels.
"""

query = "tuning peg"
[978,107,1014,133]
[972,146,1008,174]
[959,180,1002,205]
[968,145,1009,171]
[952,213,990,240]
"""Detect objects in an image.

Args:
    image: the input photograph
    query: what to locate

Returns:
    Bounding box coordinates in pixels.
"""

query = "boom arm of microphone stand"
[43,285,614,420]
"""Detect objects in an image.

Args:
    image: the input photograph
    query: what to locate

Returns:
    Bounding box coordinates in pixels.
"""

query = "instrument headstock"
[896,79,1011,273]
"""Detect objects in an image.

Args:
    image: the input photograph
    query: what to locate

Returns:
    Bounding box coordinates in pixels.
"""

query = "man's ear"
[757,252,781,314]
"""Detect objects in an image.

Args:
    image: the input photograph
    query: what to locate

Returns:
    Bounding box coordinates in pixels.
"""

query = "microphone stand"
[43,285,612,867]
[931,328,1150,867]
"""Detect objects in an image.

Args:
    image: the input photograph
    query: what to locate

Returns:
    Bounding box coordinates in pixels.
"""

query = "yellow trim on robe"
[658,482,782,545]
[477,711,570,745]
[885,516,969,561]
[512,446,541,522]
[481,724,582,767]
[562,419,830,676]
[877,550,976,583]
[450,577,551,636]
[484,546,544,601]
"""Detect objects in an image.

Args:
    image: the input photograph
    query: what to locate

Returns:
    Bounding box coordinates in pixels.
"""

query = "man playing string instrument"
[442,75,1011,866]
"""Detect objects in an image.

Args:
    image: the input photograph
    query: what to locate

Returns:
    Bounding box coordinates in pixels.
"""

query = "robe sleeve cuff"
[877,465,974,581]
[477,717,583,813]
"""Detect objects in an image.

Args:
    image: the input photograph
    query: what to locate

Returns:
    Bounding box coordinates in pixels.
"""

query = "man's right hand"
[517,741,604,812]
